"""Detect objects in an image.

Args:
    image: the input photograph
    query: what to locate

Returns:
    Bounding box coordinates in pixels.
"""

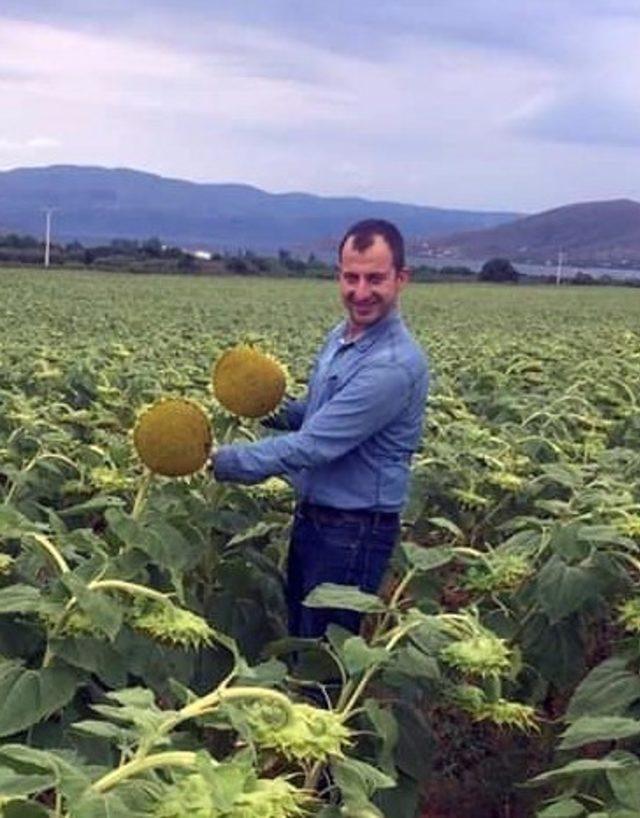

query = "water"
[410,256,640,281]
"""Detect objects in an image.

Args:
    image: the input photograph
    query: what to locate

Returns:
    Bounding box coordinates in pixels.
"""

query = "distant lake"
[308,250,640,280]
[410,256,640,281]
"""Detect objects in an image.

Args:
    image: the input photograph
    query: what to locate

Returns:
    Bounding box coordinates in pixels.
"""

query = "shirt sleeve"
[262,396,308,431]
[213,363,412,484]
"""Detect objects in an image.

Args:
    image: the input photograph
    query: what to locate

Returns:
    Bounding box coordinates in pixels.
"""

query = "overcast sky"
[1,1,639,213]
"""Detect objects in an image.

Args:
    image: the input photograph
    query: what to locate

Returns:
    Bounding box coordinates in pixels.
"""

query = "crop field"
[1,267,640,818]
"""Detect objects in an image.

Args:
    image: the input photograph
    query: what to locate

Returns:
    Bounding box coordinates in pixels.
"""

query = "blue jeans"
[287,506,400,638]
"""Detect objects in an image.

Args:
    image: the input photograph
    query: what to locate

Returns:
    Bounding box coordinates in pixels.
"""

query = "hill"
[0,165,516,253]
[427,199,640,267]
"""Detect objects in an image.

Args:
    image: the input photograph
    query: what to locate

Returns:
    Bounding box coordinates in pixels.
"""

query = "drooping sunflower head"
[463,551,533,594]
[440,633,511,678]
[450,685,538,731]
[133,397,212,477]
[212,345,286,419]
[154,772,308,818]
[242,701,351,762]
[618,597,640,633]
[0,554,14,576]
[127,597,214,649]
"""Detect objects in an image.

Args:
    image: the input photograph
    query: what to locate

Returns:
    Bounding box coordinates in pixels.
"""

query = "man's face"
[338,234,408,332]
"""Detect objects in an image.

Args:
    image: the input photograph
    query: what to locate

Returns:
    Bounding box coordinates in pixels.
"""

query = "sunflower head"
[450,685,538,731]
[242,701,351,762]
[154,773,308,818]
[440,633,511,678]
[0,554,14,576]
[463,552,532,594]
[127,598,214,649]
[133,397,212,477]
[212,345,286,418]
[618,597,640,633]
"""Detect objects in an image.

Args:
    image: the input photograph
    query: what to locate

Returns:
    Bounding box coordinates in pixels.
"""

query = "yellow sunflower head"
[212,345,287,419]
[133,397,212,477]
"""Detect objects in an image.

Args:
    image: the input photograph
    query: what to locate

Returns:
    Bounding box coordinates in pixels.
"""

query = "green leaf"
[535,555,606,623]
[61,574,124,642]
[399,542,454,573]
[392,702,435,780]
[226,521,280,547]
[71,719,135,743]
[332,755,396,812]
[374,771,421,818]
[197,757,248,813]
[303,584,387,613]
[52,637,129,688]
[608,757,640,809]
[342,636,389,675]
[0,660,83,737]
[234,657,288,687]
[577,525,636,549]
[364,698,398,777]
[522,613,585,688]
[537,799,586,817]
[0,768,55,798]
[1,801,50,818]
[58,496,124,517]
[0,744,91,803]
[389,644,441,681]
[0,506,38,538]
[0,585,41,615]
[530,755,639,785]
[426,517,464,539]
[560,717,640,750]
[69,792,130,818]
[567,657,640,721]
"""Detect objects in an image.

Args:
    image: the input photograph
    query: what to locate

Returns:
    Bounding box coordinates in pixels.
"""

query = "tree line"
[0,232,639,286]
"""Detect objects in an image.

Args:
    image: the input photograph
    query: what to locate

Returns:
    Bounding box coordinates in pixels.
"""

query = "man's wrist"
[208,444,239,482]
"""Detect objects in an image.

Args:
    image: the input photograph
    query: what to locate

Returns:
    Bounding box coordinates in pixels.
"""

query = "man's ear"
[398,266,410,286]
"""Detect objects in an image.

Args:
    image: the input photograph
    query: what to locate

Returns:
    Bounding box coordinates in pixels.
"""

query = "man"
[211,219,429,638]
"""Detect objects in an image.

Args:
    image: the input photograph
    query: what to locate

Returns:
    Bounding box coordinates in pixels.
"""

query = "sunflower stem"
[132,470,153,520]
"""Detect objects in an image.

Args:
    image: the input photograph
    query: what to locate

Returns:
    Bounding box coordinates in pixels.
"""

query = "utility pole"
[43,208,54,268]
[555,249,565,285]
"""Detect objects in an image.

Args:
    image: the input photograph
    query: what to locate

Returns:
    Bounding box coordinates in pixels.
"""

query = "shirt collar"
[338,308,402,352]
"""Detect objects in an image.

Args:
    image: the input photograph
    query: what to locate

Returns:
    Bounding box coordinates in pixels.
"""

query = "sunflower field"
[1,267,640,818]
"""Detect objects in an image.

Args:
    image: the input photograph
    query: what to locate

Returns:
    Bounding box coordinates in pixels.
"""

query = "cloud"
[0,136,61,151]
[0,3,639,211]
[513,93,640,148]
[507,13,640,149]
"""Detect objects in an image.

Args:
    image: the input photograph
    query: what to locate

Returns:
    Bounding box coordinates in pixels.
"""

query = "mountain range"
[427,199,640,268]
[1,166,638,269]
[0,165,516,253]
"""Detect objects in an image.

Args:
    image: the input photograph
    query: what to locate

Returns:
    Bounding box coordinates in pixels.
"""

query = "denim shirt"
[214,309,429,512]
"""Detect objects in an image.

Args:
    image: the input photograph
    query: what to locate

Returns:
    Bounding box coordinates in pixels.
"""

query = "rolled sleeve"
[212,363,412,484]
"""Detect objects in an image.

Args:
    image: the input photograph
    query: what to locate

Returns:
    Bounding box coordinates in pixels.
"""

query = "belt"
[297,501,400,527]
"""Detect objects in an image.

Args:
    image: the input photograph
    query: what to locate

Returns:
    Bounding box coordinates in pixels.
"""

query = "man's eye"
[369,276,384,285]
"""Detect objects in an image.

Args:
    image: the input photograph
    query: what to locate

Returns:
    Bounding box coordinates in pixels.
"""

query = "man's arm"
[213,363,412,484]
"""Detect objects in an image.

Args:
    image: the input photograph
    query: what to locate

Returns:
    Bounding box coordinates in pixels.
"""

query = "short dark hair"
[338,218,405,272]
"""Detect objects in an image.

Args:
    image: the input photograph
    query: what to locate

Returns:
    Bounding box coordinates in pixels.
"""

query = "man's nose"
[353,279,371,300]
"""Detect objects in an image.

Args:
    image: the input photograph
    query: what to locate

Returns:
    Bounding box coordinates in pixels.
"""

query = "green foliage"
[1,271,640,817]
[478,257,520,282]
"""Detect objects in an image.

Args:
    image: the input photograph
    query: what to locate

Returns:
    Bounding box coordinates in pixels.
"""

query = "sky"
[1,1,639,213]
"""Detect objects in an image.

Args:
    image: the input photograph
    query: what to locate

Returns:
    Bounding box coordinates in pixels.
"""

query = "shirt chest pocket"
[319,373,342,404]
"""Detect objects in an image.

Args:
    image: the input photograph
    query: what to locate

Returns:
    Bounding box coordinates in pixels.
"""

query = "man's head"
[337,219,409,334]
